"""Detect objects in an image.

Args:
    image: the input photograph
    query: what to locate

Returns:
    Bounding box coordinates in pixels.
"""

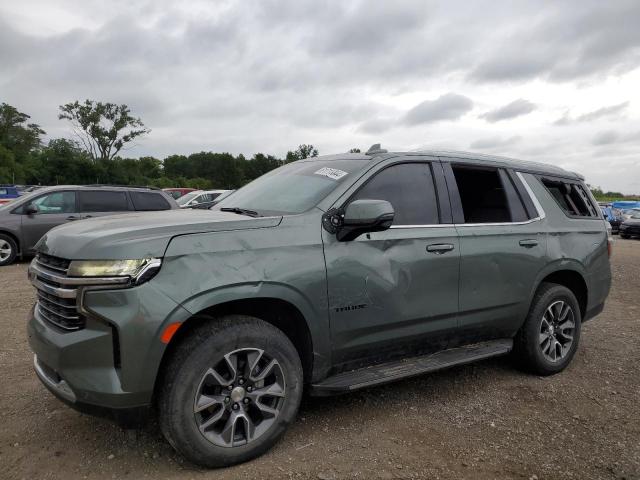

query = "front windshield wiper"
[220,207,261,217]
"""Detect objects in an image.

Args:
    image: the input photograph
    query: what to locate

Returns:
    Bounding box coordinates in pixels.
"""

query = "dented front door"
[323,225,460,366]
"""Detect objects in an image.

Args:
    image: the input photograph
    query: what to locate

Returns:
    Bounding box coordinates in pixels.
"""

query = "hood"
[622,217,640,225]
[36,209,282,260]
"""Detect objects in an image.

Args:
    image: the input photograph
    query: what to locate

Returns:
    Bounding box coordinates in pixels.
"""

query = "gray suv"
[26,147,611,467]
[0,185,177,266]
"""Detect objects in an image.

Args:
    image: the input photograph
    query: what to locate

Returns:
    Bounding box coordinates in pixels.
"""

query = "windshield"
[215,159,370,215]
[631,209,640,219]
[177,191,202,206]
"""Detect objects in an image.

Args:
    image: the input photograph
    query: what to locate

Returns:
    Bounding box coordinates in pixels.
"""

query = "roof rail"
[365,143,388,155]
[82,184,160,190]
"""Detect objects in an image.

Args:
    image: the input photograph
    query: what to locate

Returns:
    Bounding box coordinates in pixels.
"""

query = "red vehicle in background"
[162,187,196,200]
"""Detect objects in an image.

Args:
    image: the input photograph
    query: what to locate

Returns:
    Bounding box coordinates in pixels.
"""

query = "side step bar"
[311,339,513,395]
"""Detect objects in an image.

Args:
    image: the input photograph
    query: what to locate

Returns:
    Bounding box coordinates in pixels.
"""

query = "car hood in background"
[35,209,282,260]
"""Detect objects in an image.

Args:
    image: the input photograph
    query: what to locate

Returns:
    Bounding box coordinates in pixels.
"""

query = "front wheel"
[159,315,303,467]
[514,283,582,375]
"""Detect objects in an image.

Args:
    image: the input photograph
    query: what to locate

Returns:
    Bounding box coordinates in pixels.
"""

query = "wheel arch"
[531,263,588,320]
[154,294,323,404]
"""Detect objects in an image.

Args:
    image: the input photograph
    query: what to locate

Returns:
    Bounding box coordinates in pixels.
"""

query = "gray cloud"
[555,101,629,125]
[470,1,640,83]
[470,136,522,150]
[357,118,395,135]
[1,0,640,193]
[404,93,473,125]
[576,102,629,122]
[480,99,536,123]
[592,129,640,146]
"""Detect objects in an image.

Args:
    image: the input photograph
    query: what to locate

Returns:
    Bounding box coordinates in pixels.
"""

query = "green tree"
[285,144,318,163]
[58,100,150,163]
[0,102,45,162]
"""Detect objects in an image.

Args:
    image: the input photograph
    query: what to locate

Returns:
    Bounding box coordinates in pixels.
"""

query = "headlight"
[68,258,162,284]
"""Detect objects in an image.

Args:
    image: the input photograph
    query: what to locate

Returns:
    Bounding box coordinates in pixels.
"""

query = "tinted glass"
[351,163,439,225]
[541,179,596,218]
[216,159,370,215]
[80,191,129,212]
[130,192,171,211]
[31,191,76,214]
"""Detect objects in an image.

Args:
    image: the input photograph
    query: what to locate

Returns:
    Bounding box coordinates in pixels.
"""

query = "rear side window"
[351,163,439,225]
[449,165,530,223]
[80,191,130,212]
[130,192,171,211]
[540,179,597,218]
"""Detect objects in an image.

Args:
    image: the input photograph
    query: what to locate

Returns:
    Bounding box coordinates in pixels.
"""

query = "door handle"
[427,243,454,254]
[519,239,538,247]
[66,216,80,221]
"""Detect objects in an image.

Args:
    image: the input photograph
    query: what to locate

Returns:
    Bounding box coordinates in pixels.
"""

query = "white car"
[620,208,640,221]
[176,189,232,208]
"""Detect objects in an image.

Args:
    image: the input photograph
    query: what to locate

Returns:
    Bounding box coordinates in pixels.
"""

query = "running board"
[311,339,513,395]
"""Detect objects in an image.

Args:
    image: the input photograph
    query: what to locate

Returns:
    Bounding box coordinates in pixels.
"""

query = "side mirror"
[25,204,38,215]
[336,199,395,241]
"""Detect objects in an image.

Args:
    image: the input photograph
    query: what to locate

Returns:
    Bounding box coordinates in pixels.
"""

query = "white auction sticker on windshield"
[314,167,348,180]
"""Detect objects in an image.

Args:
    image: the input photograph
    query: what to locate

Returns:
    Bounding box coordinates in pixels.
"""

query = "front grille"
[33,254,84,331]
[37,253,71,274]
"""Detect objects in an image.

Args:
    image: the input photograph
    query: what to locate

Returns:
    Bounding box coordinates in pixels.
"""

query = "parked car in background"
[620,209,640,239]
[600,205,622,234]
[0,185,178,266]
[620,208,640,222]
[176,189,232,208]
[163,187,197,200]
[0,185,21,205]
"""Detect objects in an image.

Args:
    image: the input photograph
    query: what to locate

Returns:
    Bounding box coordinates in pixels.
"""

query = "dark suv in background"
[0,185,177,266]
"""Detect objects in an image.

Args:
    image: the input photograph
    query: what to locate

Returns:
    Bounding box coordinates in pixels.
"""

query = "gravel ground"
[1,239,639,480]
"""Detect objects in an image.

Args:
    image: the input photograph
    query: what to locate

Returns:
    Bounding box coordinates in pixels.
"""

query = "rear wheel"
[620,234,630,239]
[514,282,582,375]
[159,315,303,467]
[0,234,17,266]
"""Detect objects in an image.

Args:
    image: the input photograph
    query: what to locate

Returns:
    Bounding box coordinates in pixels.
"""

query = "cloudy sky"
[1,0,639,193]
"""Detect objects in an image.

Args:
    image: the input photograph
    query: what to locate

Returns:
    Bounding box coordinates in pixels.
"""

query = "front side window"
[350,163,439,225]
[80,191,129,213]
[30,191,77,214]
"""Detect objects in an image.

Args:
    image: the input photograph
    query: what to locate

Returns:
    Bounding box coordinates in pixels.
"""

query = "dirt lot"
[1,240,639,480]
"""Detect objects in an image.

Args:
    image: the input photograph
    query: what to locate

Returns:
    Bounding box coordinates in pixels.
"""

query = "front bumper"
[27,258,193,418]
[27,304,150,408]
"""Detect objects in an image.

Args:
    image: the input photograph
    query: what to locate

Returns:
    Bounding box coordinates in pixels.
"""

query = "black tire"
[0,233,18,267]
[513,282,582,376]
[620,234,630,239]
[159,315,303,468]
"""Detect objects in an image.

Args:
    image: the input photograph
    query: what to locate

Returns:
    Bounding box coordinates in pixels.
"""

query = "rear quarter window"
[130,192,171,211]
[540,178,598,218]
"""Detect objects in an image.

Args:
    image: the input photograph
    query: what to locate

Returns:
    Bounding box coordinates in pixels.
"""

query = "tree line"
[0,100,330,190]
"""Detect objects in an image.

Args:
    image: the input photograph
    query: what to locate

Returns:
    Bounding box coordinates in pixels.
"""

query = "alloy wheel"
[193,348,286,448]
[539,300,575,363]
[0,239,12,261]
